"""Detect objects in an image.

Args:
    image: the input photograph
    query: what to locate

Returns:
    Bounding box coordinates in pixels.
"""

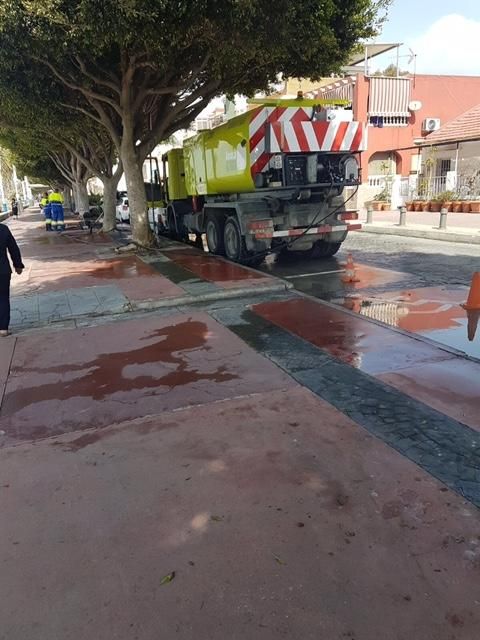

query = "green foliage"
[373,188,389,201]
[0,0,391,242]
[432,190,456,203]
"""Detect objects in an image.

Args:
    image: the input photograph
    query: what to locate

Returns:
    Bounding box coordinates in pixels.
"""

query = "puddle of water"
[337,286,480,358]
[2,320,238,416]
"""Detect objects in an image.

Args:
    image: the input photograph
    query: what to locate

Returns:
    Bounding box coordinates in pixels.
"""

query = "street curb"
[10,281,293,335]
[361,224,480,244]
[132,280,293,311]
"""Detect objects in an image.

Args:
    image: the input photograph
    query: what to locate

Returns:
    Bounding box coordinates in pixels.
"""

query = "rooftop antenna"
[408,47,417,87]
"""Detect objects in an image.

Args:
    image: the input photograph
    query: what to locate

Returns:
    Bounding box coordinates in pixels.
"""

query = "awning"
[368,76,411,117]
[317,78,354,102]
[348,43,401,67]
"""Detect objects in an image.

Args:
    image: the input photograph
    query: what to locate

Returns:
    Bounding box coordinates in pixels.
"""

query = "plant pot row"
[370,201,390,211]
[405,201,480,213]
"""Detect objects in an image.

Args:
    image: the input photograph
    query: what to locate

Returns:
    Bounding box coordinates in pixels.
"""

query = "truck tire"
[223,216,264,267]
[308,240,342,259]
[206,216,225,255]
[167,205,188,242]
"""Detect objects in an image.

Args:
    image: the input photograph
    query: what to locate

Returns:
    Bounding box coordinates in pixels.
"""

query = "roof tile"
[425,103,480,144]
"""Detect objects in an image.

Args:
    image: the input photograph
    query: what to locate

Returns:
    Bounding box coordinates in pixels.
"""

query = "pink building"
[318,71,480,206]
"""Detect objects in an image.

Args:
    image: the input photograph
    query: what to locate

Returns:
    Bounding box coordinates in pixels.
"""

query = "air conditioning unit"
[422,118,441,133]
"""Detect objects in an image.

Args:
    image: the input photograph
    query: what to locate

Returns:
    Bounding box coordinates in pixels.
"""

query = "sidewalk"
[8,210,288,331]
[1,210,480,639]
[360,209,480,243]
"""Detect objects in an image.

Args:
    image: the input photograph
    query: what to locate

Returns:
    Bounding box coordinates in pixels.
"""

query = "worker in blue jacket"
[48,188,65,231]
[40,191,52,231]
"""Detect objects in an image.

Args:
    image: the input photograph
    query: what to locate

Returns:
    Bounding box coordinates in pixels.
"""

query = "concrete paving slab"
[37,290,72,322]
[10,296,40,327]
[1,387,480,640]
[0,312,293,443]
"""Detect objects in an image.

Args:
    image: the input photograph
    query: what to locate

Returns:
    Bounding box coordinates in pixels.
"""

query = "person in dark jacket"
[0,223,24,336]
[11,198,18,218]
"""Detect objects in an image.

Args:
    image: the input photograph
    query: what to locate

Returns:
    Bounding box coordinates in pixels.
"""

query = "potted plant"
[470,198,480,213]
[451,199,463,212]
[461,200,472,213]
[370,188,390,211]
[413,198,424,212]
[421,200,431,212]
[435,191,456,212]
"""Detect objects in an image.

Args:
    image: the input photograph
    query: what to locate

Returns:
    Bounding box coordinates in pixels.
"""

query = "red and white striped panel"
[267,121,366,154]
[252,223,362,240]
[249,106,313,176]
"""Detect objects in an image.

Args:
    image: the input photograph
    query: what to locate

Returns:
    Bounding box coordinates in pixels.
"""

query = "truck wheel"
[206,217,225,255]
[308,240,342,259]
[223,216,264,266]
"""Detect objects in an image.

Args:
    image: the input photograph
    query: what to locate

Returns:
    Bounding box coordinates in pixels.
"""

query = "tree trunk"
[120,132,152,247]
[74,181,90,214]
[101,175,119,232]
[72,184,79,214]
[63,188,73,212]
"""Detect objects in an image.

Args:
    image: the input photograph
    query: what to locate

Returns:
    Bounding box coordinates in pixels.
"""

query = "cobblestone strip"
[211,307,480,508]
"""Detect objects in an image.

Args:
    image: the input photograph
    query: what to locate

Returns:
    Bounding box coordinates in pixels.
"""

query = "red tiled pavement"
[15,255,184,301]
[252,297,480,431]
[0,312,293,443]
[1,386,479,640]
[167,248,274,288]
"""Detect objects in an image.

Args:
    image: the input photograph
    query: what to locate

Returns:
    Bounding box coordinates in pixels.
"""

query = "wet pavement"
[259,235,480,360]
[2,387,480,640]
[2,211,480,639]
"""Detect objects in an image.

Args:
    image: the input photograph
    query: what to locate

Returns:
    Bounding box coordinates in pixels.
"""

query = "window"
[439,159,451,176]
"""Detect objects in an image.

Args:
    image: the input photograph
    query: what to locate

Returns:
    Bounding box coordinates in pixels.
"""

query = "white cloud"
[409,14,480,75]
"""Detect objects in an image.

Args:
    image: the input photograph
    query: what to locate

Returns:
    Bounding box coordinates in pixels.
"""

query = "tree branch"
[32,56,122,115]
[74,55,121,95]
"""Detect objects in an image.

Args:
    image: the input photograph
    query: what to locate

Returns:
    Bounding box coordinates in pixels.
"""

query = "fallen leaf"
[273,554,286,565]
[210,515,223,522]
[160,571,176,585]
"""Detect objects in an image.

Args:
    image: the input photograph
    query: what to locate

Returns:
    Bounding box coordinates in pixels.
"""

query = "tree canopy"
[0,0,390,244]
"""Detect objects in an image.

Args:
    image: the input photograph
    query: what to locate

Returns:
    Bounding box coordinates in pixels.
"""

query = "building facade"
[317,73,480,208]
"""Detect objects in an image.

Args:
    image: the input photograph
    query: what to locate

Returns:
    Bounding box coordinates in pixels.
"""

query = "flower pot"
[381,203,391,211]
[442,201,453,212]
[451,201,462,212]
[371,201,384,211]
[405,201,414,211]
[429,202,442,212]
[421,202,431,212]
[462,201,471,213]
[413,201,424,212]
[469,201,480,213]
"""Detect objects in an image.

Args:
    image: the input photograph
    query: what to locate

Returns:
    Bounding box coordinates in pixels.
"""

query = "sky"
[375,0,480,75]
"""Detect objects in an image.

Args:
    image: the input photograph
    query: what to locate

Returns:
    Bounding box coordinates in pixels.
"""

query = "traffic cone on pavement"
[341,253,360,284]
[462,272,480,310]
[466,309,480,342]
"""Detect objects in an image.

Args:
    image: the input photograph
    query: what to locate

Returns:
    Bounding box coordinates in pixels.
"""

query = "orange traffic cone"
[466,309,480,342]
[341,253,359,284]
[462,272,480,310]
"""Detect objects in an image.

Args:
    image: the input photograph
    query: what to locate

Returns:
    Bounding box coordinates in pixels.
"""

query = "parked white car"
[115,196,130,223]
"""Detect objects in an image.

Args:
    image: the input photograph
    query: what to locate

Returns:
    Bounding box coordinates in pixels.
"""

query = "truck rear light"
[337,211,358,221]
